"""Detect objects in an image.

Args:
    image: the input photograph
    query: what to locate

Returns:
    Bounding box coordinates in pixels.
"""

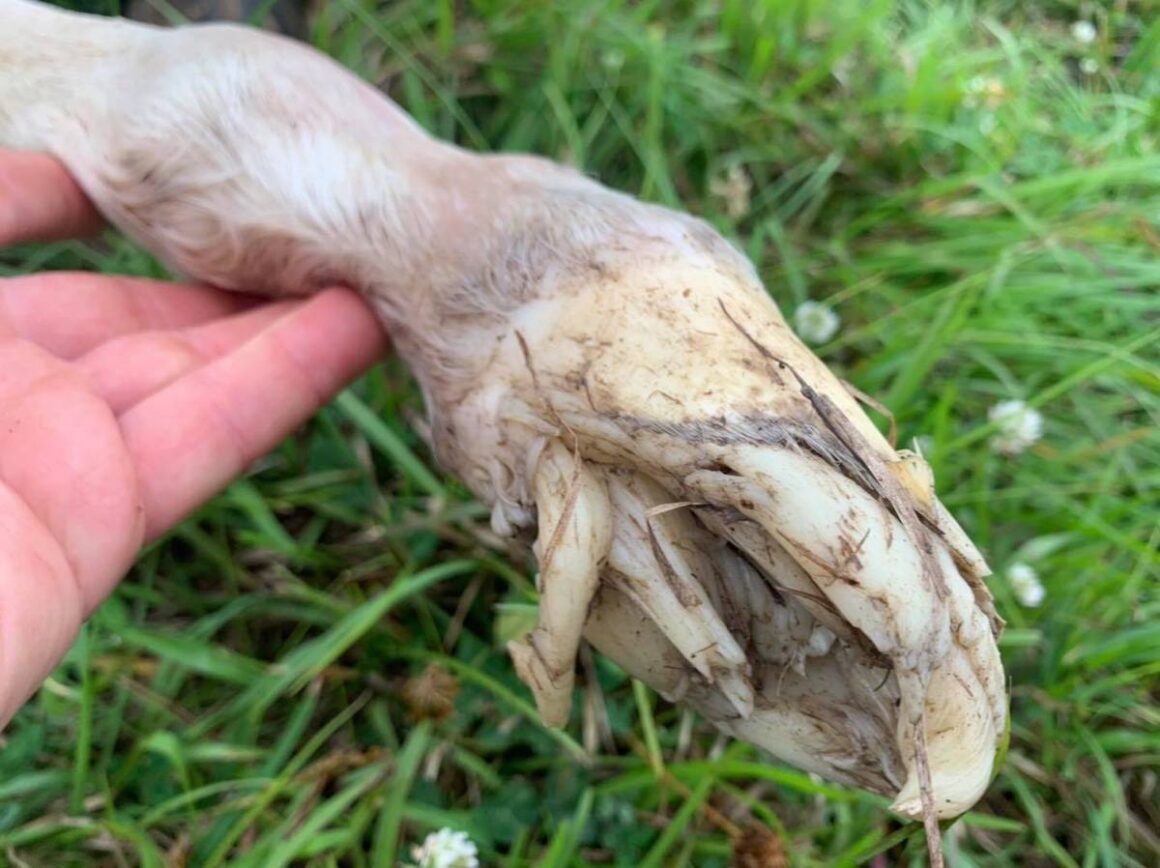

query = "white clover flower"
[1079,57,1100,75]
[793,300,840,344]
[1071,21,1097,45]
[1006,562,1045,608]
[600,49,624,71]
[987,399,1043,455]
[409,828,479,868]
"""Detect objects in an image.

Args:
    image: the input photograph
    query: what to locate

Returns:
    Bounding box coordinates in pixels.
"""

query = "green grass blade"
[372,721,432,868]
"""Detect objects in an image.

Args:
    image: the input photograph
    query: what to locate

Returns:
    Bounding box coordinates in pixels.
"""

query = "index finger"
[0,150,104,246]
[121,287,388,540]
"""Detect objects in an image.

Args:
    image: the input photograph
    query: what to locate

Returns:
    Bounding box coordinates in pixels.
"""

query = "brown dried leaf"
[402,663,460,722]
[731,826,788,868]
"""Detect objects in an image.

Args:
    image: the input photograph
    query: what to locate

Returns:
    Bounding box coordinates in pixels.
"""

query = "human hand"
[0,150,387,725]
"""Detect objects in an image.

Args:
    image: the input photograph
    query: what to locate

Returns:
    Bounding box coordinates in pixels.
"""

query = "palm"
[0,151,386,723]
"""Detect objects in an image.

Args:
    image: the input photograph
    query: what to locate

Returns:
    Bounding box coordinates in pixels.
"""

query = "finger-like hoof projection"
[605,472,756,718]
[508,440,611,727]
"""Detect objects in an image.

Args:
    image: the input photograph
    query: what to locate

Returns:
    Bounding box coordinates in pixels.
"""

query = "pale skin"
[0,149,387,726]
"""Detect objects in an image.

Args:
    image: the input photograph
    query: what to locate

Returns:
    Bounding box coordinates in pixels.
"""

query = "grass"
[2,0,1158,864]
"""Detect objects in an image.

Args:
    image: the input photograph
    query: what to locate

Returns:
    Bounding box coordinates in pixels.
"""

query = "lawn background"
[0,0,1157,865]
